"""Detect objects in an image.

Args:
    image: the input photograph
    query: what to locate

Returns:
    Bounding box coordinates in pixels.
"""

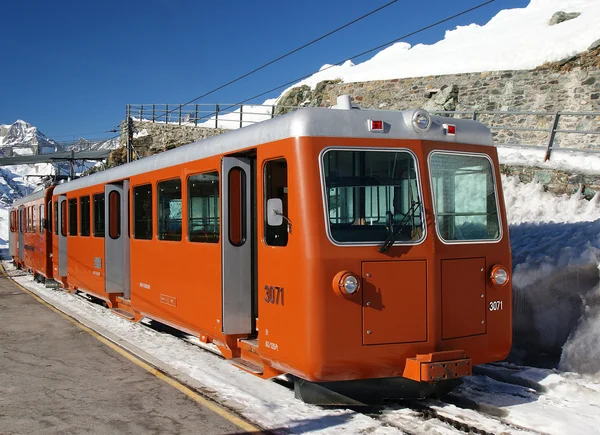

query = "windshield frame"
[428,150,503,245]
[319,146,427,247]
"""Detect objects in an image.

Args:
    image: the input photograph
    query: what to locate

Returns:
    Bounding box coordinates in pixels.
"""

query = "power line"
[207,0,495,118]
[153,0,400,123]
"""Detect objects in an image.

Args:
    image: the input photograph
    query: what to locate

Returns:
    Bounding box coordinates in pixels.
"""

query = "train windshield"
[429,152,500,242]
[322,149,424,244]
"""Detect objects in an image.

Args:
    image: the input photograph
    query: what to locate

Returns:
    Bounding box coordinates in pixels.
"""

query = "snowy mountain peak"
[0,119,58,156]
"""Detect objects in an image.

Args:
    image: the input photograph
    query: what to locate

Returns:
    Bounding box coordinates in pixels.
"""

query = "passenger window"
[158,179,182,241]
[188,172,219,243]
[108,191,121,239]
[39,204,44,234]
[133,184,152,240]
[68,199,77,235]
[93,193,105,237]
[80,196,90,236]
[264,159,288,247]
[60,201,67,237]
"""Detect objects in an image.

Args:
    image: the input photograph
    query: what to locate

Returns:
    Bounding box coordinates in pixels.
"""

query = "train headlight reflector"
[343,275,359,294]
[412,110,431,133]
[333,271,360,297]
[490,265,509,287]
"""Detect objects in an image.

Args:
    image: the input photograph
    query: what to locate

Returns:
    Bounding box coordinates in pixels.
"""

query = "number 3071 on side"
[489,300,503,311]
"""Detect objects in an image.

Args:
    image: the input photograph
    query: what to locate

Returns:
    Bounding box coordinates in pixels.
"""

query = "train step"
[111,308,136,320]
[238,339,258,352]
[116,297,132,307]
[230,357,263,375]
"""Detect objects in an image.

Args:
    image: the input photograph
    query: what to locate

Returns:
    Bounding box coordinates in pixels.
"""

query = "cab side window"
[264,159,288,247]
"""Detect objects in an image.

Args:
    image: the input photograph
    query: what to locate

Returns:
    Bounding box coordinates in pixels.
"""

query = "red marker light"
[369,120,383,131]
[443,123,456,135]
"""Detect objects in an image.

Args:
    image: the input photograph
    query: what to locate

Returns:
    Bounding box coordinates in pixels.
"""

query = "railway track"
[3,264,567,435]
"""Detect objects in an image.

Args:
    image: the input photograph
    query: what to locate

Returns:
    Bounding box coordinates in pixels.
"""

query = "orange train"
[9,96,512,403]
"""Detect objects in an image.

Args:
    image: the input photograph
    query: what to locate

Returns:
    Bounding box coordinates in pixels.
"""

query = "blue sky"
[0,0,528,142]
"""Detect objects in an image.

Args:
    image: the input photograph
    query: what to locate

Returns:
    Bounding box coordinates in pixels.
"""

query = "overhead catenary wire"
[151,0,400,123]
[210,0,495,117]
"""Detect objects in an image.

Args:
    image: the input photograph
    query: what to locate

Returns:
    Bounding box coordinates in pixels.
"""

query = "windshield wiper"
[378,200,421,253]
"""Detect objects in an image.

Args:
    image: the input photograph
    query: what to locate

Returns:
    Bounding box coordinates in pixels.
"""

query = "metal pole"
[473,111,477,121]
[165,104,169,124]
[127,116,134,164]
[195,104,199,126]
[139,105,143,121]
[544,111,561,162]
[69,150,75,180]
[179,105,182,126]
[152,104,155,123]
[239,105,243,128]
[215,104,219,129]
[271,105,275,119]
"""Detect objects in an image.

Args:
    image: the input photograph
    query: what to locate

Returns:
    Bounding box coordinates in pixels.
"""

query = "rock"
[549,11,581,26]
[422,84,459,113]
[588,38,600,51]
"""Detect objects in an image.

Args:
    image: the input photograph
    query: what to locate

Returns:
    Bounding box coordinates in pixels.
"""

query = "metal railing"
[126,103,600,161]
[428,109,600,161]
[126,103,297,129]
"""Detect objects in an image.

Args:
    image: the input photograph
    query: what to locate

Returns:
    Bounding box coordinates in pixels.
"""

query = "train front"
[289,107,512,400]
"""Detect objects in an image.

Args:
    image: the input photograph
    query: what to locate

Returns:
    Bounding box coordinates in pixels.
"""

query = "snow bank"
[277,0,600,93]
[504,176,600,374]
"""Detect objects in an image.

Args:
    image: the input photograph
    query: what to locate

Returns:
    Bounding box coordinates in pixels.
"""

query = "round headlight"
[332,271,360,297]
[490,265,509,287]
[412,110,431,133]
[343,275,359,294]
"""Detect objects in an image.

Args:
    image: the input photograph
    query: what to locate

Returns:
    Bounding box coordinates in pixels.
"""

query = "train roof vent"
[332,95,361,110]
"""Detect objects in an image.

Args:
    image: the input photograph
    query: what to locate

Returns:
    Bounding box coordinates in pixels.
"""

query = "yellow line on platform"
[0,264,263,434]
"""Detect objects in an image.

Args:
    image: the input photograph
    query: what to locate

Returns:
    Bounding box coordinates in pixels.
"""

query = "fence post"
[239,105,243,128]
[473,111,477,121]
[271,105,275,119]
[195,104,199,126]
[139,105,143,121]
[152,104,155,123]
[165,104,169,124]
[544,111,561,162]
[215,104,220,129]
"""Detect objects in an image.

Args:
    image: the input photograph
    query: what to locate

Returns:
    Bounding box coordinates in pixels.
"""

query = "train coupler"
[403,350,471,382]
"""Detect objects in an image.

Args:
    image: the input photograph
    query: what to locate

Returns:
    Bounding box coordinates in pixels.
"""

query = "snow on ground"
[2,262,401,435]
[503,175,600,375]
[0,207,8,255]
[498,146,600,175]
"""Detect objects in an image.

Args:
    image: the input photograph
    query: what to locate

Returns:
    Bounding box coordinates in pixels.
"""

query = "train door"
[17,206,24,263]
[104,181,130,298]
[221,156,253,335]
[9,210,16,258]
[57,196,67,277]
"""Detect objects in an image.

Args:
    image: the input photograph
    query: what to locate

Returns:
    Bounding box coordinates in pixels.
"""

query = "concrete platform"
[0,272,261,435]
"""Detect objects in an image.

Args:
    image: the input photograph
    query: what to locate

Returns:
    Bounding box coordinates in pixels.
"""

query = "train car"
[9,186,54,281]
[26,96,511,403]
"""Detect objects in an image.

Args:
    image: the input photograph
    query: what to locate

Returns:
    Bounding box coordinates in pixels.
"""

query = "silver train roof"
[53,106,493,195]
[12,187,49,208]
